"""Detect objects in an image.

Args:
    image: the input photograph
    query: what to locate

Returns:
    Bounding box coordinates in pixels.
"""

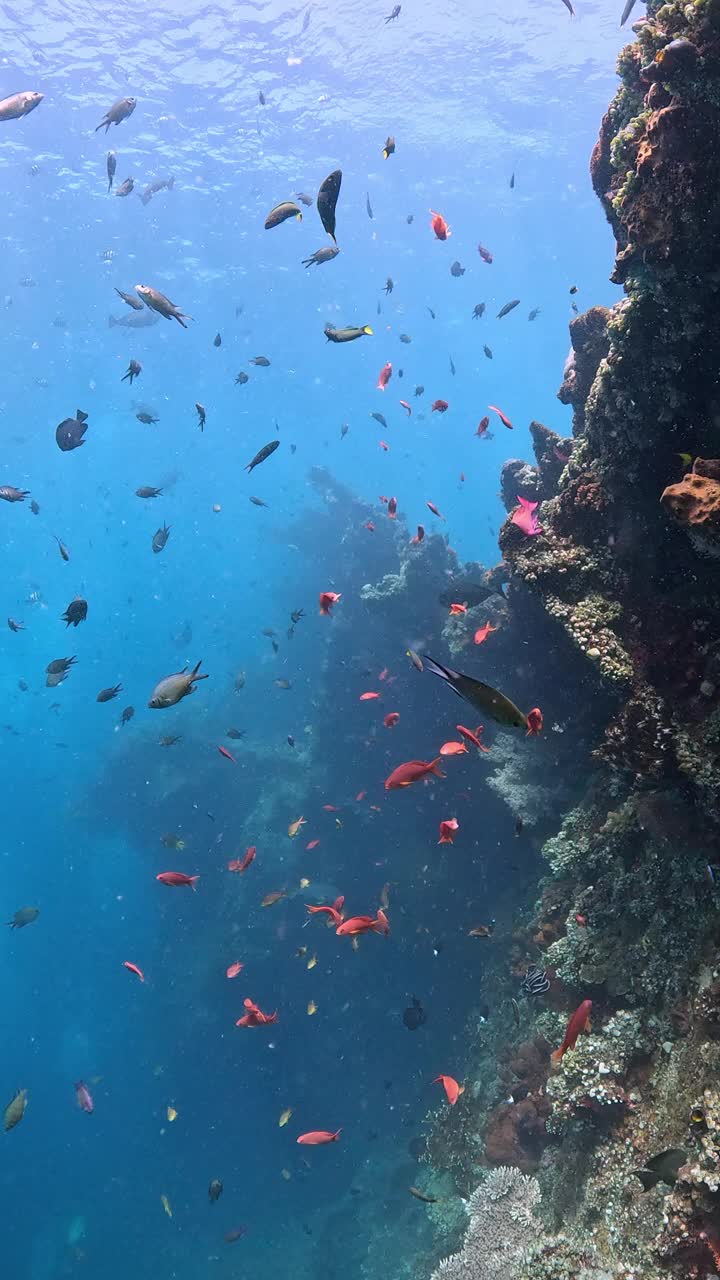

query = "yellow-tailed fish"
[279,1108,293,1127]
[161,1194,173,1218]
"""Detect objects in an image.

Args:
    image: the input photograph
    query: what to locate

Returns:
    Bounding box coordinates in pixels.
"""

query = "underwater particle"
[296,1129,341,1145]
[477,244,492,264]
[152,522,170,553]
[61,597,87,628]
[160,1194,172,1218]
[55,409,89,452]
[432,1074,463,1105]
[324,323,371,342]
[634,1148,687,1192]
[123,960,145,982]
[148,660,208,709]
[385,759,444,790]
[403,996,427,1030]
[156,871,199,890]
[423,655,528,729]
[497,298,520,319]
[245,440,279,472]
[551,999,592,1064]
[429,209,450,239]
[95,96,136,132]
[135,285,190,328]
[438,818,459,844]
[7,907,39,929]
[0,91,43,121]
[265,201,303,230]
[115,177,134,197]
[3,1088,28,1131]
[121,360,142,385]
[74,1081,94,1114]
[382,135,395,159]
[279,1108,293,1127]
[136,486,162,498]
[303,246,340,268]
[317,169,342,244]
[209,1178,223,1203]
[212,503,221,513]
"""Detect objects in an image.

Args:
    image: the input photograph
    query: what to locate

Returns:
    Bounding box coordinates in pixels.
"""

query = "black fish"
[366,192,373,219]
[383,277,394,294]
[450,261,465,277]
[483,345,493,360]
[136,486,162,498]
[521,965,549,997]
[120,706,134,725]
[195,402,206,431]
[97,684,122,703]
[414,385,424,397]
[245,440,279,473]
[472,303,486,319]
[438,578,495,609]
[402,996,426,1031]
[235,372,249,385]
[106,150,116,192]
[634,1149,687,1192]
[61,598,88,628]
[423,655,528,730]
[55,410,89,452]
[122,360,142,384]
[449,355,456,376]
[317,169,342,244]
[510,172,515,189]
[371,412,387,429]
[258,90,266,106]
[152,523,170,553]
[497,299,520,319]
[384,4,401,20]
[213,332,222,347]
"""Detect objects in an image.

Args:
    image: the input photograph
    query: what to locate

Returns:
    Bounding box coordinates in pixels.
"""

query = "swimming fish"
[634,1149,688,1192]
[620,0,637,23]
[317,170,342,244]
[423,655,528,730]
[366,192,373,218]
[3,1089,28,1131]
[245,440,279,472]
[7,907,39,929]
[148,660,208,709]
[303,246,340,268]
[95,97,136,132]
[382,135,395,160]
[297,1130,341,1145]
[135,285,190,328]
[433,1075,462,1106]
[403,996,427,1030]
[55,409,89,452]
[106,150,116,191]
[325,324,372,342]
[521,964,550,997]
[265,201,303,229]
[497,299,520,319]
[552,999,592,1064]
[385,759,445,790]
[0,91,43,121]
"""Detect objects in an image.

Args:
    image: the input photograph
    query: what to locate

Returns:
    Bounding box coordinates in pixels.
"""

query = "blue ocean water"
[1,2,629,1277]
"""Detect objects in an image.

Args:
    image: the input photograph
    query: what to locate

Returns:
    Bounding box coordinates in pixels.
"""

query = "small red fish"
[411,525,425,545]
[488,404,513,429]
[439,740,468,756]
[553,445,572,462]
[399,399,412,416]
[297,1129,341,1145]
[218,744,236,763]
[307,895,345,927]
[74,1080,94,1114]
[376,362,392,391]
[226,961,244,979]
[229,846,256,874]
[431,400,448,413]
[378,668,389,681]
[438,818,459,844]
[552,999,592,1064]
[383,712,400,728]
[459,472,465,483]
[337,908,389,937]
[379,440,389,451]
[474,621,498,645]
[356,790,366,801]
[319,591,341,616]
[360,691,380,701]
[123,960,145,982]
[457,724,490,754]
[575,914,587,927]
[426,501,444,519]
[156,871,199,890]
[430,209,451,240]
[364,520,376,532]
[306,838,320,850]
[475,416,490,438]
[433,1074,463,1105]
[385,758,445,789]
[387,496,398,519]
[236,997,278,1028]
[477,244,493,264]
[323,804,340,812]
[526,706,543,736]
[449,602,467,616]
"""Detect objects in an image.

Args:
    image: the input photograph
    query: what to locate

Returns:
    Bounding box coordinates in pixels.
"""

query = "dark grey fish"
[97,684,122,702]
[209,1179,223,1203]
[213,332,222,347]
[152,523,170,553]
[450,261,465,277]
[140,176,174,206]
[136,486,162,498]
[61,598,87,628]
[472,303,486,319]
[115,177,134,198]
[620,0,638,24]
[303,246,340,268]
[195,403,206,431]
[366,192,373,219]
[528,307,541,321]
[449,355,456,376]
[497,299,520,319]
[95,97,136,133]
[54,536,70,561]
[235,372,249,385]
[483,345,493,360]
[414,385,424,397]
[634,1149,687,1192]
[245,440,279,472]
[115,288,144,311]
[384,5,401,21]
[295,192,313,206]
[402,996,426,1031]
[423,654,528,730]
[7,907,39,929]
[122,360,142,384]
[108,309,159,330]
[107,150,117,191]
[371,412,387,428]
[55,410,89,452]
[317,170,341,244]
[324,324,372,343]
[0,486,29,503]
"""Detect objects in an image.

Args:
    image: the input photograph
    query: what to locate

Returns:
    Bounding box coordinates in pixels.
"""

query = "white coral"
[429,1167,542,1280]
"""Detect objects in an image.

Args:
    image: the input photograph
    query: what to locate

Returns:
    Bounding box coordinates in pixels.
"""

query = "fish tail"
[190,876,200,892]
[430,758,446,779]
[550,1048,563,1065]
[363,326,373,335]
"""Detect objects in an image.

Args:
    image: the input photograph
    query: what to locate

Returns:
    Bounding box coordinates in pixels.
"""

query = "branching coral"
[429,1167,542,1280]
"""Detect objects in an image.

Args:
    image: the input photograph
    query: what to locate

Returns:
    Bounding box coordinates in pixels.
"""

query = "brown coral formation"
[661,463,720,554]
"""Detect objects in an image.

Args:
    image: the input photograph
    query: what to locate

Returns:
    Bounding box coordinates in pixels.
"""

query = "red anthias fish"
[123,960,145,982]
[433,1074,463,1105]
[477,244,493,264]
[438,818,459,844]
[360,691,380,701]
[156,871,199,890]
[297,1129,341,1145]
[226,961,244,979]
[218,744,236,763]
[74,1080,94,1114]
[376,362,392,391]
[475,416,491,438]
[449,602,467,615]
[307,895,346,927]
[385,759,445,789]
[411,525,425,545]
[430,209,451,240]
[387,496,398,519]
[383,712,400,728]
[236,997,278,1028]
[399,399,412,416]
[457,724,490,754]
[431,399,448,413]
[426,500,444,519]
[488,404,513,429]
[228,846,256,874]
[439,740,468,756]
[364,520,375,531]
[474,621,498,646]
[379,440,389,451]
[319,591,341,615]
[526,707,543,736]
[511,496,542,537]
[552,999,592,1064]
[336,908,389,937]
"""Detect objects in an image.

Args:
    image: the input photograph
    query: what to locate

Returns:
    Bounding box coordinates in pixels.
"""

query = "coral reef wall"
[422,3,720,1278]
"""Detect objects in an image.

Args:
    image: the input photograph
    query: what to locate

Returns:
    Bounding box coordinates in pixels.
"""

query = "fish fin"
[363,326,373,335]
[76,410,88,422]
[633,1170,659,1192]
[423,655,463,697]
[550,1048,563,1065]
